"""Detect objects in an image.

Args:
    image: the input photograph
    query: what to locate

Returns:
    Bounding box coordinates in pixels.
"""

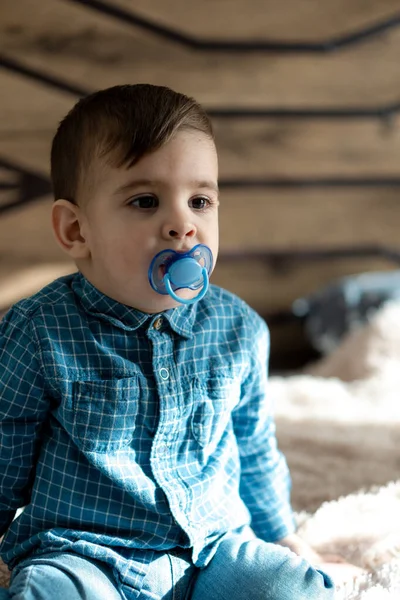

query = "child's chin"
[139,294,179,313]
[135,287,199,313]
[156,289,197,310]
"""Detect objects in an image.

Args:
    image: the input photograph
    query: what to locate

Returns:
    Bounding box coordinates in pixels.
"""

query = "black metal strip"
[0,158,52,214]
[0,183,19,191]
[67,0,400,53]
[218,177,400,188]
[207,105,400,120]
[217,245,400,265]
[0,197,38,213]
[0,55,88,97]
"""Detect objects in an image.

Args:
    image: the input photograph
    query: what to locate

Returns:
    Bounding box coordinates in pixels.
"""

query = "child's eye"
[129,195,158,209]
[190,197,211,210]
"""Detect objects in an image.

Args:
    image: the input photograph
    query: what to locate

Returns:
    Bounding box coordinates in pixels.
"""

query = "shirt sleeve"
[0,307,50,537]
[232,316,296,542]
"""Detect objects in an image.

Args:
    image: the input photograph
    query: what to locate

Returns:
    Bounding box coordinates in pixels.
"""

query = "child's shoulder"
[6,273,78,321]
[206,283,252,310]
[203,284,268,333]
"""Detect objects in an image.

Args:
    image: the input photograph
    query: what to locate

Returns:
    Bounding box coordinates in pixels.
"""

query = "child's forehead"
[80,130,217,201]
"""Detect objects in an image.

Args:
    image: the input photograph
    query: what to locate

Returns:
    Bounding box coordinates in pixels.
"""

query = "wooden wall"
[1,0,400,366]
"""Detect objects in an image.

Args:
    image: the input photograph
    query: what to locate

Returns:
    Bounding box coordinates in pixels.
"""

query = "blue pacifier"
[148,244,213,305]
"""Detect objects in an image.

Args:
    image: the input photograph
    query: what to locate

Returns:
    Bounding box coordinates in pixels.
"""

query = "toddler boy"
[0,84,340,599]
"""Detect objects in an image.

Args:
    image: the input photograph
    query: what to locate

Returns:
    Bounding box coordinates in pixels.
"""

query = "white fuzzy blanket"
[297,481,400,598]
[270,301,400,597]
[1,301,400,596]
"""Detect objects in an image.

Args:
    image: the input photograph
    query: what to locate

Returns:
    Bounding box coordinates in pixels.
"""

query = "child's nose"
[161,214,197,241]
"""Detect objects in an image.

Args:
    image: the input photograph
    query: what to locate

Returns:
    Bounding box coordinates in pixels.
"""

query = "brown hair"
[50,84,214,203]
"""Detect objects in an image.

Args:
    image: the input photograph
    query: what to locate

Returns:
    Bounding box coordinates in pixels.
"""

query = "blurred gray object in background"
[292,270,400,354]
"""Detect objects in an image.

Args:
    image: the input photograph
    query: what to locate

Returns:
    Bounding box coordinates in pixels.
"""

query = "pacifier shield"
[148,244,213,296]
[168,258,203,288]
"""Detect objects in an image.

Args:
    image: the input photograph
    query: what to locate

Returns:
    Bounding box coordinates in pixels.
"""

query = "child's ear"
[51,199,90,259]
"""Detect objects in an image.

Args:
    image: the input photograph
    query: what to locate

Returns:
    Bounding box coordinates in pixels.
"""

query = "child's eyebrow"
[113,179,219,195]
[190,180,219,193]
[113,179,156,195]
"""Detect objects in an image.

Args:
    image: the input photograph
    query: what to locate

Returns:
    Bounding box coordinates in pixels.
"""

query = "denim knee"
[267,550,335,600]
[191,532,335,600]
[8,552,121,600]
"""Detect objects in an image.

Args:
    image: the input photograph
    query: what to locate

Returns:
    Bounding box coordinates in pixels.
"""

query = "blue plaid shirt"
[0,272,295,597]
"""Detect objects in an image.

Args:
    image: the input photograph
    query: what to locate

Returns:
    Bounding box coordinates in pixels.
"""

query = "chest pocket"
[191,375,241,455]
[72,378,139,453]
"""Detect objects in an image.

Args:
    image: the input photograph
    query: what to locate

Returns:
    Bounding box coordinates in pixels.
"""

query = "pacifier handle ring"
[164,268,209,305]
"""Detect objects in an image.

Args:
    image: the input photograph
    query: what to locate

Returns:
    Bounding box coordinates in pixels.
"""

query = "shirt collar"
[71,272,196,338]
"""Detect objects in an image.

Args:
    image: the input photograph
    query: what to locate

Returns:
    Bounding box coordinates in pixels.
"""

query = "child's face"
[78,130,219,313]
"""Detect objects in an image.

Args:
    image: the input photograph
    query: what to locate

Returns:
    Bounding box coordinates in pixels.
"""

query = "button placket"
[150,329,188,523]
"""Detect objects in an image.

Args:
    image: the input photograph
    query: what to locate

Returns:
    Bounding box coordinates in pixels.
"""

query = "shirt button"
[159,368,170,380]
[153,317,163,330]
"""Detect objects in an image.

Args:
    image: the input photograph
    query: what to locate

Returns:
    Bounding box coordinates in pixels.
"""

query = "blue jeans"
[4,528,335,599]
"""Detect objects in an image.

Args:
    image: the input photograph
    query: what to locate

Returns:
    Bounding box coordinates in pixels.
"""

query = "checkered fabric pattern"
[0,273,294,597]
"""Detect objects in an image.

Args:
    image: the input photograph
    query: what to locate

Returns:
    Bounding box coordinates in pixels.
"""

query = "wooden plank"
[0,71,75,172]
[216,187,400,314]
[0,264,76,310]
[2,0,400,107]
[215,117,400,177]
[2,70,400,180]
[218,188,400,249]
[0,197,68,277]
[112,0,400,40]
[212,257,397,315]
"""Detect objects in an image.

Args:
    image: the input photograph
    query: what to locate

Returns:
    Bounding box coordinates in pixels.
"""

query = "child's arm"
[0,307,50,536]
[232,316,296,543]
[232,313,365,587]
